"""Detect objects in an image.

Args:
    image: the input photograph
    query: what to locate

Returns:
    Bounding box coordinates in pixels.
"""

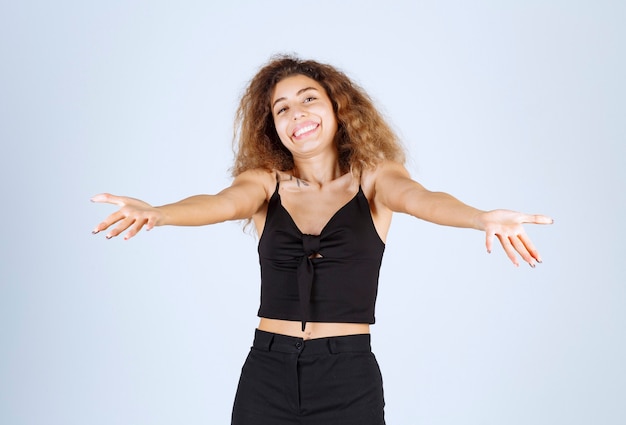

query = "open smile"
[292,122,319,139]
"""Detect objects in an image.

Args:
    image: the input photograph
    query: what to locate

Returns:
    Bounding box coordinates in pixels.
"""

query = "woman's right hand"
[91,193,163,240]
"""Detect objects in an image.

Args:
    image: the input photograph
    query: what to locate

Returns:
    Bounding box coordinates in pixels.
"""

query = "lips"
[292,122,319,139]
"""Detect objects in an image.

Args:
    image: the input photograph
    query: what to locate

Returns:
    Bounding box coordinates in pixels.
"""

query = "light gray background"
[1,1,624,424]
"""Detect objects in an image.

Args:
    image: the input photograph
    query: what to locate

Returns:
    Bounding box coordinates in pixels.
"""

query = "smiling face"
[270,74,338,160]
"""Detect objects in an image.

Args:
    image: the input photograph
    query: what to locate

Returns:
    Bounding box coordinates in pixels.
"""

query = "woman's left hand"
[475,210,553,267]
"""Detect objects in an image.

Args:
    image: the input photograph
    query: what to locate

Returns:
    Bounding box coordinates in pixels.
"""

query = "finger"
[523,214,554,225]
[485,230,495,254]
[145,216,157,231]
[508,234,536,267]
[92,210,126,234]
[90,193,127,207]
[106,216,136,239]
[496,234,519,267]
[519,233,542,263]
[123,218,148,240]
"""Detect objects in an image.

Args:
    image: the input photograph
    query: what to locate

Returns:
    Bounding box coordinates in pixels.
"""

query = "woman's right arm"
[91,169,272,240]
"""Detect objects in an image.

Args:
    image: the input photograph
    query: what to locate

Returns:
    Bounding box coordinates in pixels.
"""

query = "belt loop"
[329,338,339,354]
[254,330,275,352]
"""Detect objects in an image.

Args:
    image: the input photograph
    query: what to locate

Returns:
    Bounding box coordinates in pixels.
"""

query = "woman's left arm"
[374,161,553,267]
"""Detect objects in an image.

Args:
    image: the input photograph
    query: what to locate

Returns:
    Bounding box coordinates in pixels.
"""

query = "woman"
[92,55,552,424]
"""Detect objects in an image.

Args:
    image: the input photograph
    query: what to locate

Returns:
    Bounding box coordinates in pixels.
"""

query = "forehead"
[271,74,325,102]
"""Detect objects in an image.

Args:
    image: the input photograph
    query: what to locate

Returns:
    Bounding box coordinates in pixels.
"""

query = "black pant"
[231,329,386,425]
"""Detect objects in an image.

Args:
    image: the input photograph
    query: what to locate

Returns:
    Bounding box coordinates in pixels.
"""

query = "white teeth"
[294,124,317,137]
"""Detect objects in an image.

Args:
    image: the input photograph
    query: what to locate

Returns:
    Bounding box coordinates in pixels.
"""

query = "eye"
[303,96,316,103]
[275,106,287,115]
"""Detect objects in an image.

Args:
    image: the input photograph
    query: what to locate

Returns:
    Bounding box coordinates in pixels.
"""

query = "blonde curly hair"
[232,55,405,176]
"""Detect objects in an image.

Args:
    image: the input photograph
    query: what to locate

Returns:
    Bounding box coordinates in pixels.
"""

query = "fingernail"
[92,229,99,234]
[487,249,491,254]
[537,259,543,264]
[105,235,112,240]
[529,263,536,269]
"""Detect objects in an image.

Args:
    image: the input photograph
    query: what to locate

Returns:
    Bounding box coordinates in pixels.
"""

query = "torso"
[257,319,371,340]
[252,168,393,340]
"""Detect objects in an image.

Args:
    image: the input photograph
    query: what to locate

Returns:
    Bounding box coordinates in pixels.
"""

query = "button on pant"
[231,329,385,425]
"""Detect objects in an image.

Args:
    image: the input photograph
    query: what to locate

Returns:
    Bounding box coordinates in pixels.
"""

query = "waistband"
[253,329,371,355]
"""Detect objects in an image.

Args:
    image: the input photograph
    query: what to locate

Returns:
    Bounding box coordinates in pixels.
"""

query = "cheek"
[325,113,339,134]
[274,121,291,144]
[275,120,287,135]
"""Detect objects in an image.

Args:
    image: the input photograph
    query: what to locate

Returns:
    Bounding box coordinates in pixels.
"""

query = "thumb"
[524,214,554,225]
[90,193,126,206]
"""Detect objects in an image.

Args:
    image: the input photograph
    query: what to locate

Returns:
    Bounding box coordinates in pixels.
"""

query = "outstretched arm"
[91,169,271,240]
[374,161,553,267]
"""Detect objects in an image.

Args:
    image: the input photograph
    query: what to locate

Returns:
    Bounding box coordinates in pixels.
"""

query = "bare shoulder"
[359,161,410,241]
[361,160,411,196]
[230,168,277,202]
[361,160,427,214]
[234,168,276,182]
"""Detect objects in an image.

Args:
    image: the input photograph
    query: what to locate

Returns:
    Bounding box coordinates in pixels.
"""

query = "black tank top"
[257,182,385,330]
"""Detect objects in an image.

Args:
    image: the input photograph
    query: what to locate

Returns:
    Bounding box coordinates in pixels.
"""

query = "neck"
[292,153,343,185]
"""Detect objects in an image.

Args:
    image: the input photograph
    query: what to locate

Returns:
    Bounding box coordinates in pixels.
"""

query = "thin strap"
[270,175,280,198]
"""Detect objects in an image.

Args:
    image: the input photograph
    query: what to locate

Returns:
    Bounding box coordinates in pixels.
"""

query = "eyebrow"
[272,87,319,109]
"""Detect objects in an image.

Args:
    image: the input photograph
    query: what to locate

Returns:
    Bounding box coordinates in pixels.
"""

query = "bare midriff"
[258,318,370,340]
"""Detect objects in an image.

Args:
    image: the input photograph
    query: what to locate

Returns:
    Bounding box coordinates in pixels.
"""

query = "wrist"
[153,206,169,226]
[471,210,487,231]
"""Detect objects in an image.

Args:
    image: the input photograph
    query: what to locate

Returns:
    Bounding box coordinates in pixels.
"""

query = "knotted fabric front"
[297,234,321,331]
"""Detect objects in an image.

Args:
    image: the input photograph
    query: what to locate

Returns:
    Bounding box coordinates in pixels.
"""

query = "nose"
[291,106,305,120]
